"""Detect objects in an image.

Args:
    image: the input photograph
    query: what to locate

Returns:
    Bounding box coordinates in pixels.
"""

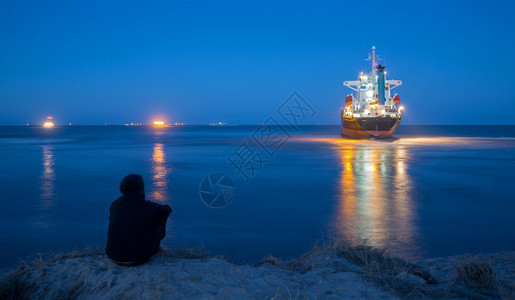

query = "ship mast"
[371,46,376,76]
[367,46,381,77]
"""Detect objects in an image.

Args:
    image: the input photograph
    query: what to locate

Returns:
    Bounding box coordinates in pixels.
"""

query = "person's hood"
[120,174,145,200]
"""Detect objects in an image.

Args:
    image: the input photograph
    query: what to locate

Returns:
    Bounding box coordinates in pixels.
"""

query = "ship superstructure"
[341,46,403,138]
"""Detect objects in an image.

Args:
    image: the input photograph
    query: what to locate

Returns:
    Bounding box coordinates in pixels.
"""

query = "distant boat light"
[43,121,55,128]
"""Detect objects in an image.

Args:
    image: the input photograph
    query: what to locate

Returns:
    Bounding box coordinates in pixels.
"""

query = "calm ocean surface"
[0,125,514,268]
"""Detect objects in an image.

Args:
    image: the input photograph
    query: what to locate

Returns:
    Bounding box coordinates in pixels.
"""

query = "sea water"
[0,125,514,268]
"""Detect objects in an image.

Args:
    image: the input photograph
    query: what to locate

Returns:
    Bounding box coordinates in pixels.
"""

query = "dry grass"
[1,265,30,300]
[270,286,306,300]
[329,241,436,283]
[327,241,449,298]
[251,241,448,298]
[496,280,515,300]
[332,242,513,299]
[283,253,317,273]
[450,256,515,299]
[253,256,282,267]
[281,240,337,273]
[453,257,494,287]
[0,247,105,300]
[252,241,329,272]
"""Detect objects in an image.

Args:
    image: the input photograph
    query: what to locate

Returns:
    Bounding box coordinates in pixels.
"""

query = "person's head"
[120,174,145,199]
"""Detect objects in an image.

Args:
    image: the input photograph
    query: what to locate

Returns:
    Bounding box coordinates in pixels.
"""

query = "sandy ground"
[1,245,514,299]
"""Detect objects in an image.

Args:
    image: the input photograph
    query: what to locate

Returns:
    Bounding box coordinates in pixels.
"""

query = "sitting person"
[106,174,172,266]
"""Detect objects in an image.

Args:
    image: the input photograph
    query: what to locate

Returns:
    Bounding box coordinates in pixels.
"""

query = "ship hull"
[341,117,401,139]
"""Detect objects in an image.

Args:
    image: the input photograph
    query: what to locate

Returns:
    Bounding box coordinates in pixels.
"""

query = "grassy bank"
[1,242,514,299]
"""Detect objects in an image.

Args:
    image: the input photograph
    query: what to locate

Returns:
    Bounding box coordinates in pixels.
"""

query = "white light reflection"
[37,145,56,228]
[40,145,55,204]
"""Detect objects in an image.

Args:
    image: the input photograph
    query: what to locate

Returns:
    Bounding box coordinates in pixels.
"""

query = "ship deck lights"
[43,121,54,128]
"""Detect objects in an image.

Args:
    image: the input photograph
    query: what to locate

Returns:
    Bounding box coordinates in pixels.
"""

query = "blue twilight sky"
[1,0,514,125]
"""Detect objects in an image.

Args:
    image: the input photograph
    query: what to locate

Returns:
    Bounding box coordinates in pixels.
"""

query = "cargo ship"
[42,116,55,128]
[341,46,403,139]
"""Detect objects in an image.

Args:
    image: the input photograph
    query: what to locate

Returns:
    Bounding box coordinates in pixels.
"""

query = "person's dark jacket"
[106,174,172,264]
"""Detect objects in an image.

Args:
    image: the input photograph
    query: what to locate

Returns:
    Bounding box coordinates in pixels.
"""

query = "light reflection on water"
[151,143,171,203]
[37,145,55,228]
[40,146,55,201]
[297,136,515,147]
[328,141,419,258]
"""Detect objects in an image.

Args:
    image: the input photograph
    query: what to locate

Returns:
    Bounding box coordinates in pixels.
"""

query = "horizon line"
[1,124,514,127]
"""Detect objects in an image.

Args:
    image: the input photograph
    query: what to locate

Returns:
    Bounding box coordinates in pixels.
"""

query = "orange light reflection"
[151,143,170,203]
[322,139,418,258]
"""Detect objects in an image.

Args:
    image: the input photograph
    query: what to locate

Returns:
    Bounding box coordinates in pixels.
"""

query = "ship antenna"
[366,46,381,77]
[371,46,376,75]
